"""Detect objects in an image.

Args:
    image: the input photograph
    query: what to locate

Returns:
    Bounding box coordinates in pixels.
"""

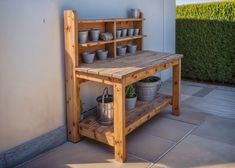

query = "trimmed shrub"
[176,1,235,84]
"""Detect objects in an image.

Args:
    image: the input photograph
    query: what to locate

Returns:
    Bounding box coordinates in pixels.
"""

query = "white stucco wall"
[0,0,176,152]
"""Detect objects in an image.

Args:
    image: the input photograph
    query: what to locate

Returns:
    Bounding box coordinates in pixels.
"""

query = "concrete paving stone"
[192,87,215,97]
[159,80,203,96]
[19,141,151,168]
[139,117,195,142]
[159,105,209,125]
[182,93,235,119]
[154,135,235,168]
[192,116,235,146]
[126,131,173,162]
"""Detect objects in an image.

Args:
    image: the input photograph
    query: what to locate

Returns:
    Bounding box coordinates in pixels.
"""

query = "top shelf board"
[77,18,145,23]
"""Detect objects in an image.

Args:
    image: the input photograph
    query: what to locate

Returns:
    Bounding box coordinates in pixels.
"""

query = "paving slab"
[126,131,173,162]
[183,90,235,119]
[192,116,235,146]
[159,105,209,125]
[139,117,195,142]
[19,141,151,168]
[159,81,203,96]
[153,135,235,168]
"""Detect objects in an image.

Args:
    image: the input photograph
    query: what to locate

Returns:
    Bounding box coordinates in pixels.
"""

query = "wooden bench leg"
[172,59,181,116]
[64,10,80,142]
[113,82,126,163]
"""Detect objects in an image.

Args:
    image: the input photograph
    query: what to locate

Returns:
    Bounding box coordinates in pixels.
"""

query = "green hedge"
[176,1,235,84]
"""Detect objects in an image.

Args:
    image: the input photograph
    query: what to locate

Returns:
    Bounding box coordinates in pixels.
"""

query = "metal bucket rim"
[96,95,113,103]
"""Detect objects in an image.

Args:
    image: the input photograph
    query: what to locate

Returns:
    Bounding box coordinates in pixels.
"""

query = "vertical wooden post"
[140,12,144,50]
[172,59,181,116]
[64,10,80,142]
[113,81,126,163]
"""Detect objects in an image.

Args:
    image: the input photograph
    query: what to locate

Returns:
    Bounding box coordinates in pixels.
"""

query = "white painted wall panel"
[0,0,176,152]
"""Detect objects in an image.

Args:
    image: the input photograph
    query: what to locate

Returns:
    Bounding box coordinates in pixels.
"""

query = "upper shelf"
[77,18,145,23]
[78,35,145,47]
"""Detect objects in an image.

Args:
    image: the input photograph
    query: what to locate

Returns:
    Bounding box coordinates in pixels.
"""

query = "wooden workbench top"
[76,51,183,79]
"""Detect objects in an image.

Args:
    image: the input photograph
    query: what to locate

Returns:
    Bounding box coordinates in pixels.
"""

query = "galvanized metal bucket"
[96,87,114,125]
[136,76,162,101]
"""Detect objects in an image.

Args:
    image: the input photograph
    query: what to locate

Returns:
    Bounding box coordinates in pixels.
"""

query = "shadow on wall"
[176,18,235,85]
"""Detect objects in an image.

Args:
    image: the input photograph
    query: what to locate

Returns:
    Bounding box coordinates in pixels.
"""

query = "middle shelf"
[79,94,172,146]
[78,35,144,47]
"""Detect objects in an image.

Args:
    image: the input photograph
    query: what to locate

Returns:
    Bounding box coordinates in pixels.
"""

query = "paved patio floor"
[18,80,235,168]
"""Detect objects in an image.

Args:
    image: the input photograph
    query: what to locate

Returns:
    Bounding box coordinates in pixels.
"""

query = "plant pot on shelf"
[136,76,162,101]
[97,50,108,60]
[117,45,127,56]
[90,29,100,42]
[134,28,140,36]
[125,85,137,111]
[82,52,95,64]
[116,30,122,38]
[128,28,134,37]
[127,44,137,54]
[78,31,88,44]
[121,29,127,37]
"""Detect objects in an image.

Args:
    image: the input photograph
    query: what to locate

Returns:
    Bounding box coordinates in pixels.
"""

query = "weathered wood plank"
[124,59,179,86]
[64,10,80,142]
[76,72,120,85]
[76,51,183,79]
[76,51,171,76]
[112,54,183,79]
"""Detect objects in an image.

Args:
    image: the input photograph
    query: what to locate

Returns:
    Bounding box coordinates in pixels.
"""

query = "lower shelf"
[79,94,172,146]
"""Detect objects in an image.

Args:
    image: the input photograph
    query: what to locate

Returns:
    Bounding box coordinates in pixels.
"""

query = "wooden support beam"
[113,81,126,163]
[76,72,121,85]
[64,10,80,142]
[125,60,178,86]
[172,59,181,116]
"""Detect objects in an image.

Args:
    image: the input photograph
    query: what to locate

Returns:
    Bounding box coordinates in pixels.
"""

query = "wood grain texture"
[172,59,181,116]
[79,94,172,146]
[113,81,126,162]
[64,10,80,142]
[76,51,183,80]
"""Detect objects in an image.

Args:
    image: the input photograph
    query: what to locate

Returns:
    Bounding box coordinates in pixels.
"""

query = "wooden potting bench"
[64,10,183,163]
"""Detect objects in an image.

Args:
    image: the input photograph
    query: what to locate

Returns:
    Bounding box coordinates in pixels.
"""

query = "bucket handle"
[102,87,109,104]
